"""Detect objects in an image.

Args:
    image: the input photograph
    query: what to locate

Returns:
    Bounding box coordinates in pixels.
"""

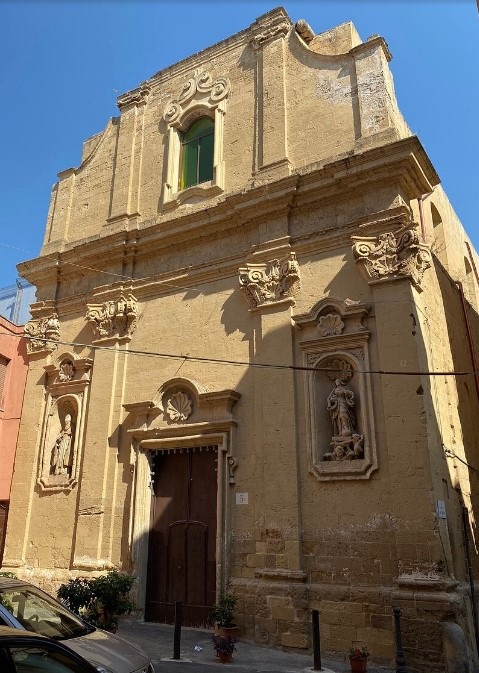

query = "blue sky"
[1,1,477,290]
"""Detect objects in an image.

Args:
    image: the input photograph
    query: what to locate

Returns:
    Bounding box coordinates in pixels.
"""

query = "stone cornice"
[20,137,438,295]
[349,35,392,62]
[294,136,439,206]
[134,8,291,95]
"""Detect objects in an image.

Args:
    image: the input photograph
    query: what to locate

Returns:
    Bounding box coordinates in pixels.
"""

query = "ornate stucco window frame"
[162,70,230,209]
[294,298,378,481]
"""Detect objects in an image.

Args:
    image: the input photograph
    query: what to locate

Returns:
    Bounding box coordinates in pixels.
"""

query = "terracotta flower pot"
[349,656,368,672]
[217,625,239,640]
[218,651,233,663]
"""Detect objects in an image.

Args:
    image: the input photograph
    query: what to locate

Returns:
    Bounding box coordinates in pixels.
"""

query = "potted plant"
[209,593,238,639]
[349,646,369,673]
[212,634,237,664]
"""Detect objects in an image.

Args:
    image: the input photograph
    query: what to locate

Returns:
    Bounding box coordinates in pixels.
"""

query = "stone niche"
[37,353,93,491]
[294,298,378,480]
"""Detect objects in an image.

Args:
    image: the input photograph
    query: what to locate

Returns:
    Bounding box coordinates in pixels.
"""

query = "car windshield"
[0,585,92,640]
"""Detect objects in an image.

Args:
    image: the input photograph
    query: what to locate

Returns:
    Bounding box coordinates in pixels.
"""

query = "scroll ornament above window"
[352,228,431,290]
[86,293,140,341]
[239,252,301,309]
[163,70,230,127]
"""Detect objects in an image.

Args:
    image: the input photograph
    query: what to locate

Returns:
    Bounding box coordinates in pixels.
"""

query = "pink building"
[0,316,27,563]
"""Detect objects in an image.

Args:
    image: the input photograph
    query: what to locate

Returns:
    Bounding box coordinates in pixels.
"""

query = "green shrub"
[209,593,238,627]
[0,571,17,578]
[57,570,135,631]
[57,578,92,615]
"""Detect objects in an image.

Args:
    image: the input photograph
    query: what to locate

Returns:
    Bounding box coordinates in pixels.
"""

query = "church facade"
[4,8,479,670]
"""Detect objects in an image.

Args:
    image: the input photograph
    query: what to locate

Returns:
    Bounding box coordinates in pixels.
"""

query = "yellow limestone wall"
[4,8,479,672]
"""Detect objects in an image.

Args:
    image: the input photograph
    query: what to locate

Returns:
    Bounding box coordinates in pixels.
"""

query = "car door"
[0,638,97,673]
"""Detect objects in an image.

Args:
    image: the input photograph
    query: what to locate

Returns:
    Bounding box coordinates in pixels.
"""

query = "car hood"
[64,627,150,673]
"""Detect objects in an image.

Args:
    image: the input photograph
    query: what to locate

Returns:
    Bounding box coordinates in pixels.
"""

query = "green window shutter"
[180,117,214,190]
[198,131,214,184]
[181,138,199,190]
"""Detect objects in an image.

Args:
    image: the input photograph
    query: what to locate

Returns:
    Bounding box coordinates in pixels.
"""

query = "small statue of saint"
[326,378,356,437]
[52,413,73,476]
[323,376,364,462]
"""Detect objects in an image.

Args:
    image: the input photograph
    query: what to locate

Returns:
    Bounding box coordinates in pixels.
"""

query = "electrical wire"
[2,330,479,377]
[444,446,479,474]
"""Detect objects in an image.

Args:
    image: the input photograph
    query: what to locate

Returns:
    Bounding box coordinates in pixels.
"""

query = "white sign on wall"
[437,500,447,519]
[236,492,248,505]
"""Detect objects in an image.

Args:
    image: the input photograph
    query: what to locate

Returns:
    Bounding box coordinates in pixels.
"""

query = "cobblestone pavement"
[117,620,395,673]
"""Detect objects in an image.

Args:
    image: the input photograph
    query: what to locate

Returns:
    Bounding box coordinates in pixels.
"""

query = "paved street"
[117,620,395,673]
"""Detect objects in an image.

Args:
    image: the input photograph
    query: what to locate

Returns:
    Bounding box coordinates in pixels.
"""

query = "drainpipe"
[456,281,479,406]
[462,505,479,657]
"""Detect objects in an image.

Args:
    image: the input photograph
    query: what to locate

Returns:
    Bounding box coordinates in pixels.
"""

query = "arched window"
[180,117,214,190]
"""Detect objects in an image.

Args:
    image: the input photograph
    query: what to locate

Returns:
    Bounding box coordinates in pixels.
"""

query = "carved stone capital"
[86,292,140,341]
[352,228,431,289]
[117,83,151,110]
[251,21,290,50]
[163,69,230,126]
[24,313,60,354]
[239,252,300,309]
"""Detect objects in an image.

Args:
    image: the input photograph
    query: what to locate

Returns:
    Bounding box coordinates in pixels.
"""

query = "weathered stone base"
[231,575,477,671]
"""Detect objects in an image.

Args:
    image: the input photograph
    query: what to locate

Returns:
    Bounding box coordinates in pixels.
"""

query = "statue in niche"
[51,413,74,475]
[327,378,356,437]
[323,362,364,462]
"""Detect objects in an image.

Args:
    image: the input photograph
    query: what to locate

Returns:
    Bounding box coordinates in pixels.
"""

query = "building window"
[162,71,230,209]
[180,117,214,190]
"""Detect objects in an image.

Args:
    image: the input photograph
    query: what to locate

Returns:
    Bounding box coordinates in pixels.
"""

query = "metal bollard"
[311,609,322,671]
[393,607,407,673]
[173,601,182,660]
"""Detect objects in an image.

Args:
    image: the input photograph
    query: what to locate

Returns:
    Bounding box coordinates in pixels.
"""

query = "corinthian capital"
[352,229,431,289]
[239,252,300,309]
[24,313,60,354]
[86,292,140,340]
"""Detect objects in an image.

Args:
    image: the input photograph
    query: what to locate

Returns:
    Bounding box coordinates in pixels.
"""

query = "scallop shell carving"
[318,313,344,336]
[324,358,353,383]
[166,391,193,422]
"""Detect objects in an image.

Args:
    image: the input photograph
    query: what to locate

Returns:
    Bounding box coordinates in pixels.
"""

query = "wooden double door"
[145,447,218,626]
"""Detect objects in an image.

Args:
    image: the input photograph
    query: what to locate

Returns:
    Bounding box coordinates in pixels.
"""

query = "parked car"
[0,625,99,673]
[0,578,154,673]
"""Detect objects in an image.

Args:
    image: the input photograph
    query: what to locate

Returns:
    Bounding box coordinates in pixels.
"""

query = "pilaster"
[351,225,451,574]
[71,341,129,570]
[107,86,149,227]
[252,18,291,179]
[239,240,304,580]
